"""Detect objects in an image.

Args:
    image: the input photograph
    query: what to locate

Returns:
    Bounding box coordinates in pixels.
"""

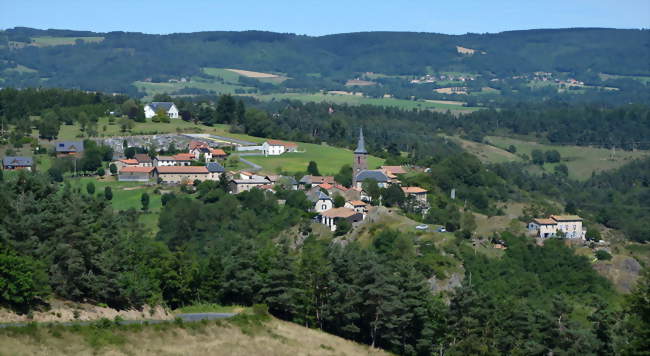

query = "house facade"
[154,166,213,184]
[154,154,192,167]
[229,178,272,194]
[134,154,153,167]
[309,191,333,213]
[55,141,84,157]
[2,156,33,171]
[402,187,428,203]
[261,140,298,156]
[528,215,586,239]
[319,207,364,232]
[144,102,179,119]
[344,200,368,216]
[118,166,154,182]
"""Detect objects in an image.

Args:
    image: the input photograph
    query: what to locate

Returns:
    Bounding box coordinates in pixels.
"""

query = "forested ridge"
[1,171,649,355]
[1,27,648,96]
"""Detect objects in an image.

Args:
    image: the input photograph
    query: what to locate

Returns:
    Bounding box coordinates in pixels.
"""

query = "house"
[299,175,335,189]
[528,215,586,239]
[261,140,298,156]
[229,178,272,194]
[114,158,139,170]
[154,166,213,184]
[319,207,364,232]
[154,154,192,167]
[189,140,210,150]
[265,175,298,190]
[381,165,407,175]
[211,148,228,159]
[344,200,368,216]
[2,156,33,171]
[354,170,390,189]
[238,171,266,181]
[402,187,428,203]
[144,102,179,119]
[308,191,333,213]
[55,141,84,157]
[133,154,153,167]
[206,162,225,180]
[118,166,155,182]
[190,146,212,161]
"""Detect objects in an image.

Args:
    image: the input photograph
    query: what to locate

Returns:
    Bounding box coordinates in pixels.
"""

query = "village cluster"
[2,101,587,237]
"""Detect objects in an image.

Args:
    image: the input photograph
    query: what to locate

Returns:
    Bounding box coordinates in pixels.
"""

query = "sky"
[1,0,648,36]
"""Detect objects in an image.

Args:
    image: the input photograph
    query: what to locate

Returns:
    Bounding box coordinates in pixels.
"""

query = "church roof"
[354,128,367,154]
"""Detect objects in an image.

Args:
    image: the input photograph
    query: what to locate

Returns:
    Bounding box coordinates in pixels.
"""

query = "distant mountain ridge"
[1,26,648,95]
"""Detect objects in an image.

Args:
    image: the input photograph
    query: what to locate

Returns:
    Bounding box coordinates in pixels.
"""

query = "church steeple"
[354,128,367,154]
[352,127,368,187]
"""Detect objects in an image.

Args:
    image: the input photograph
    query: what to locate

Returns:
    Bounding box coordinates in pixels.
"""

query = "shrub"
[595,250,613,261]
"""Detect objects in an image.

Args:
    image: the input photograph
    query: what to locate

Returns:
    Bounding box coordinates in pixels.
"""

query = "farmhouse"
[114,158,139,170]
[211,148,228,159]
[190,146,213,161]
[154,166,213,184]
[229,178,272,194]
[55,141,84,157]
[264,175,299,190]
[154,154,192,167]
[262,139,298,156]
[133,154,153,167]
[528,215,586,239]
[144,102,179,119]
[299,175,335,189]
[2,156,33,171]
[206,162,225,179]
[118,166,154,182]
[402,187,428,203]
[319,207,364,232]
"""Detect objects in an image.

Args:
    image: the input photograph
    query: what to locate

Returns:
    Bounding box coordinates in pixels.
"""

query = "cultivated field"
[245,142,385,175]
[487,136,649,180]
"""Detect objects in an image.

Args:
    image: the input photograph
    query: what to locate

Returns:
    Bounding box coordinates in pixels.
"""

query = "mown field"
[486,136,649,180]
[250,92,480,112]
[245,142,385,175]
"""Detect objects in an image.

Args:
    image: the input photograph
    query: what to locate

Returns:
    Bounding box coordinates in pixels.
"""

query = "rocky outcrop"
[593,255,642,293]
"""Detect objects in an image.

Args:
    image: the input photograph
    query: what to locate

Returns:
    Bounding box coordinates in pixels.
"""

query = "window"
[322,204,326,210]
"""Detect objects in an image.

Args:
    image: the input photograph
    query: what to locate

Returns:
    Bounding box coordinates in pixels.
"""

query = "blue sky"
[1,0,648,35]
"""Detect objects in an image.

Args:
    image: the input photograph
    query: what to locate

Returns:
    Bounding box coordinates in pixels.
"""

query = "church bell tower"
[352,128,368,186]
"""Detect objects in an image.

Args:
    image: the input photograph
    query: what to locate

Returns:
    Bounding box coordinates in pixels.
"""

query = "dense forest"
[0,27,648,97]
[1,171,648,355]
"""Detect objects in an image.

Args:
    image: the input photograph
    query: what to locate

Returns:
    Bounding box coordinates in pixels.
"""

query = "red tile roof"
[156,166,209,174]
[533,218,557,225]
[173,153,194,161]
[189,140,209,150]
[318,183,334,190]
[321,207,359,218]
[347,200,367,206]
[381,165,407,174]
[120,166,155,173]
[119,159,139,165]
[211,148,227,156]
[551,215,583,222]
[402,187,428,194]
[266,139,298,148]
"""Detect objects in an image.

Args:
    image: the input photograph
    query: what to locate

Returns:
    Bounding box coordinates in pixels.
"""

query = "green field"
[134,78,254,99]
[486,136,649,180]
[245,142,385,175]
[30,36,104,46]
[599,73,650,84]
[203,67,288,84]
[249,92,480,112]
[445,136,520,164]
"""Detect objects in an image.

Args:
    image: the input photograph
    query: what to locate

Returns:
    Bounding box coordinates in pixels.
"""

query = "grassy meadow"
[486,136,649,180]
[244,142,385,175]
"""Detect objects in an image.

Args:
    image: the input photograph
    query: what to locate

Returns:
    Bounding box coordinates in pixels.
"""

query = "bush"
[595,250,613,261]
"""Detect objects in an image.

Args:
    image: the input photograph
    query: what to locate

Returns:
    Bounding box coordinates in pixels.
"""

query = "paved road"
[239,157,262,171]
[0,313,236,329]
[184,133,256,146]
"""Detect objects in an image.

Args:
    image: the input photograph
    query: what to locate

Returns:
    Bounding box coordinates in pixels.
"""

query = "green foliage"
[141,192,150,211]
[381,184,405,207]
[595,250,612,261]
[307,161,320,176]
[334,164,352,188]
[332,194,345,208]
[0,252,49,312]
[335,219,352,236]
[104,186,112,201]
[86,182,95,195]
[96,167,105,177]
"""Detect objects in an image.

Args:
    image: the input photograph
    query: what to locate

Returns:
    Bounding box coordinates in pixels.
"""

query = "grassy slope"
[0,316,389,356]
[445,135,520,164]
[487,136,649,180]
[30,36,104,46]
[245,142,385,175]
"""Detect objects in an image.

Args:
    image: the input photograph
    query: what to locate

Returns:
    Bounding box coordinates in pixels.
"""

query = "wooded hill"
[1,27,648,96]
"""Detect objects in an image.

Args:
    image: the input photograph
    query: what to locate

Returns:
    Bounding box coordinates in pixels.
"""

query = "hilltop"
[1,27,648,107]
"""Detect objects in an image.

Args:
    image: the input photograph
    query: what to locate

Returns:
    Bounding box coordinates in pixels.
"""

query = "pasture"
[486,136,649,180]
[244,142,384,175]
[445,136,520,164]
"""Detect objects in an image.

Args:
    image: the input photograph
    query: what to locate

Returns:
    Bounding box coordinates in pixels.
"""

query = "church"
[352,128,390,189]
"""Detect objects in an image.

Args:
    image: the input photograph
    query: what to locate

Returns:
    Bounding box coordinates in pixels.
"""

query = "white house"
[319,208,364,232]
[528,215,586,239]
[261,140,298,156]
[144,102,179,119]
[309,191,333,213]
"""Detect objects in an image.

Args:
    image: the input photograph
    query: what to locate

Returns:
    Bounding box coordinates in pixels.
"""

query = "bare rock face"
[429,270,465,296]
[593,256,642,293]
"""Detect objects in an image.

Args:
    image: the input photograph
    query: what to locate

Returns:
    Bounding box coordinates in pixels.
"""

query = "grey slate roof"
[206,162,225,173]
[3,156,33,167]
[308,190,332,202]
[55,141,84,153]
[354,128,368,154]
[148,102,175,112]
[355,170,389,183]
